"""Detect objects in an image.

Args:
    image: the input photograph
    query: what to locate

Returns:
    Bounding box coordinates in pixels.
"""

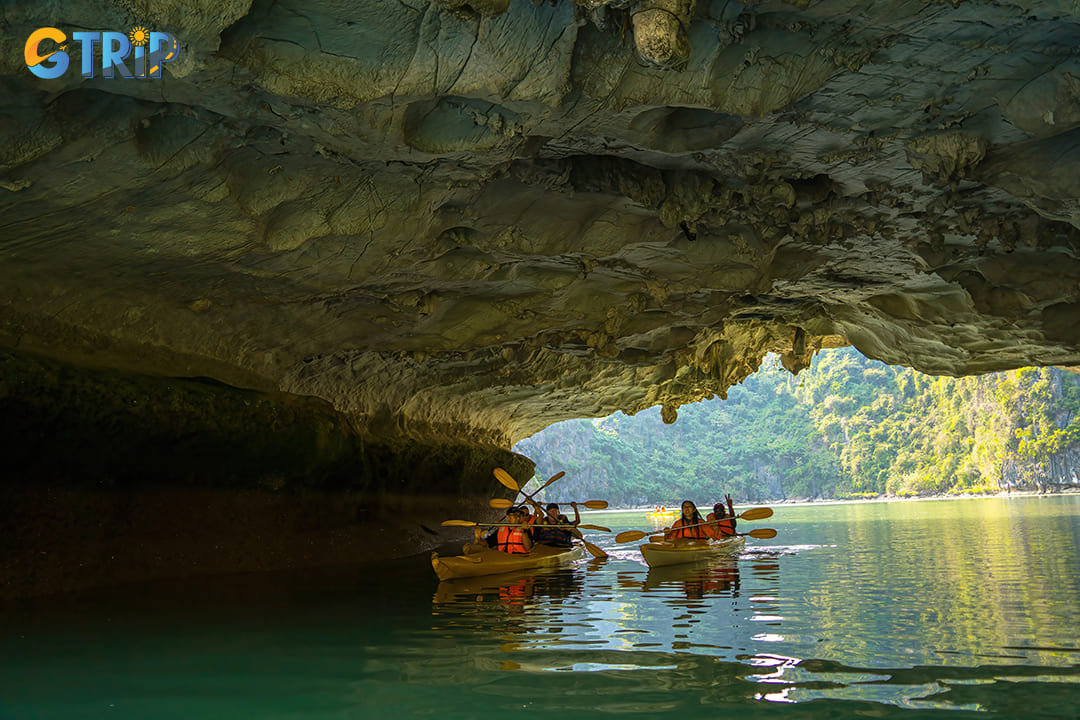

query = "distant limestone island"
[515,349,1080,506]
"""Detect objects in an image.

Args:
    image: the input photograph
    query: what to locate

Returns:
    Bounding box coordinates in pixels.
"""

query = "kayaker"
[474,506,533,554]
[664,501,708,540]
[531,502,580,548]
[705,494,737,538]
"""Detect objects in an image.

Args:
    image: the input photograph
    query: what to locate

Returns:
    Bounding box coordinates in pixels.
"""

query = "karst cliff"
[2,0,1080,595]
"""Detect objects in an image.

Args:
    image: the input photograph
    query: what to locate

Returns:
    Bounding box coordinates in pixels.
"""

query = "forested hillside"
[513,349,1080,506]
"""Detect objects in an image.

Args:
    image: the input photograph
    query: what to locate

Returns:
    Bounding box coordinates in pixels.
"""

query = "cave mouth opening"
[513,349,1080,508]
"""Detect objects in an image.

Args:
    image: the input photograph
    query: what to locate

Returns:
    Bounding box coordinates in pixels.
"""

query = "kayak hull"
[431,543,584,581]
[639,536,745,568]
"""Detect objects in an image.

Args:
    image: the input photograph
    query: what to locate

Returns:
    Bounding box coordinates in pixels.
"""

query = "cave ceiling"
[3,0,1080,449]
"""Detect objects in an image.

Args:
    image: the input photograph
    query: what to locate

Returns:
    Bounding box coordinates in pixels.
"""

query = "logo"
[25,27,179,80]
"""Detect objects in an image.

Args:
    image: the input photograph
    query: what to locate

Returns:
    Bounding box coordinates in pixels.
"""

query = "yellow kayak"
[646,511,678,520]
[431,543,584,581]
[639,536,745,568]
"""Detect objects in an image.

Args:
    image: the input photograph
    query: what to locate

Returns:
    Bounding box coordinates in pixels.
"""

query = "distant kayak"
[431,543,584,581]
[639,536,745,568]
[646,510,678,520]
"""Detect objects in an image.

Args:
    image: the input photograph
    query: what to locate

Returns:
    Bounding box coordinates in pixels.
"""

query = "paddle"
[493,467,521,491]
[569,526,608,559]
[491,467,609,558]
[614,507,774,544]
[538,471,566,491]
[489,498,609,510]
[734,507,773,521]
[643,527,779,542]
[443,519,611,533]
[440,524,533,528]
[493,468,569,505]
[494,467,563,494]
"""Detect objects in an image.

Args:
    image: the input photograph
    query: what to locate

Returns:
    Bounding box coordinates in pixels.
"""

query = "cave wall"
[0,350,530,597]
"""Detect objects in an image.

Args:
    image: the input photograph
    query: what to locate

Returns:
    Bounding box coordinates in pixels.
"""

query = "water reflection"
[430,546,786,663]
[641,560,741,599]
[433,565,587,607]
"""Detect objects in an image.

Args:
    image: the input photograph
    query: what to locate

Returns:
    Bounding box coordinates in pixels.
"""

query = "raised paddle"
[644,527,779,542]
[489,498,609,510]
[494,467,521,491]
[494,468,565,491]
[493,468,571,504]
[443,519,611,533]
[494,467,564,492]
[537,471,566,491]
[442,520,535,527]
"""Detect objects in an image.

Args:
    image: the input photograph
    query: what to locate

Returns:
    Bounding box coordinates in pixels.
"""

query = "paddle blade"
[615,530,649,543]
[582,500,608,510]
[493,467,520,492]
[489,498,514,509]
[441,520,478,527]
[540,471,566,489]
[569,527,608,559]
[578,524,611,532]
[648,535,666,542]
[739,507,773,521]
[582,540,608,559]
[748,528,778,539]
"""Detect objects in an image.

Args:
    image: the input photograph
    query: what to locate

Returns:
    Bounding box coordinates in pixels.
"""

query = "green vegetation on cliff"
[514,349,1080,505]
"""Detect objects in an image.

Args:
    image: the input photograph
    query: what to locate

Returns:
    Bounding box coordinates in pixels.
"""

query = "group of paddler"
[471,501,578,554]
[433,468,777,580]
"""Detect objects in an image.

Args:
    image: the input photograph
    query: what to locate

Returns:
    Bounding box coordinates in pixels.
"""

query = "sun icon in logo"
[129,26,150,46]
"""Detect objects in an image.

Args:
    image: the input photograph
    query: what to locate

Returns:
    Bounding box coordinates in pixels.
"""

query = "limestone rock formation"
[3,0,1080,593]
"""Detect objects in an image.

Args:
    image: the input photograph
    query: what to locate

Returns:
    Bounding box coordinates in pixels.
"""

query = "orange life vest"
[668,517,707,540]
[496,526,530,554]
[706,513,736,537]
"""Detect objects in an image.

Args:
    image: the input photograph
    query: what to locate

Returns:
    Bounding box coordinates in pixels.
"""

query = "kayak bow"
[639,536,745,568]
[432,543,584,581]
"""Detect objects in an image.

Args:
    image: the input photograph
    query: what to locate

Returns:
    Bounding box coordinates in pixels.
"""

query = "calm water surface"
[3,495,1079,718]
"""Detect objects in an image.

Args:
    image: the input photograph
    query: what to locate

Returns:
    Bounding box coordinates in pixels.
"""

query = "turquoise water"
[3,495,1079,718]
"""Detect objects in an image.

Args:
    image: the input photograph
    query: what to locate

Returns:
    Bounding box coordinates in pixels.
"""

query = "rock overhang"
[1,0,1080,451]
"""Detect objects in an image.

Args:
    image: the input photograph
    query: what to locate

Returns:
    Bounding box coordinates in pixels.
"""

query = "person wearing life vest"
[531,501,580,548]
[474,506,533,554]
[664,500,708,540]
[705,493,738,538]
